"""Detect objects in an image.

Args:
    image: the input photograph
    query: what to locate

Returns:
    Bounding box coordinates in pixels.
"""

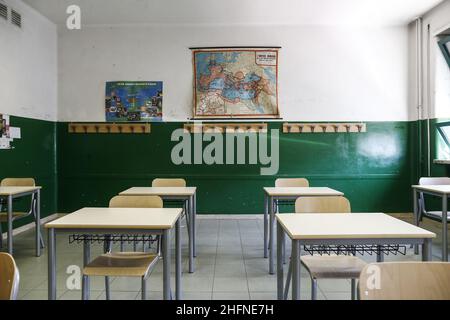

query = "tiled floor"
[3,215,448,300]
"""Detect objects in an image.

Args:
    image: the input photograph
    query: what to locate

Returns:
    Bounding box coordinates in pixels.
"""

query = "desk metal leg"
[269,196,275,274]
[442,195,448,262]
[36,189,41,257]
[292,239,300,300]
[276,221,284,300]
[162,229,171,300]
[188,195,195,273]
[7,195,13,255]
[376,245,384,262]
[193,192,197,258]
[82,239,91,300]
[414,189,419,255]
[175,219,182,300]
[48,228,56,300]
[264,193,268,258]
[422,238,432,261]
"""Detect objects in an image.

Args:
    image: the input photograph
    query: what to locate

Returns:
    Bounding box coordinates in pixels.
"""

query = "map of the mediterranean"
[194,50,279,118]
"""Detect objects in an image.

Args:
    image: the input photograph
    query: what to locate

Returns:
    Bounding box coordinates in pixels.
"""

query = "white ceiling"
[23,0,444,27]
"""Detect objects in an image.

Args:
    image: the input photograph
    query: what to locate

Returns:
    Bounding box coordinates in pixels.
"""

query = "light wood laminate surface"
[264,187,343,197]
[276,213,436,240]
[45,207,182,230]
[412,185,450,195]
[0,186,41,196]
[120,187,196,196]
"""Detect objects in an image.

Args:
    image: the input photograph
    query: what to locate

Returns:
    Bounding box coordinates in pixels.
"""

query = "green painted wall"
[57,121,418,214]
[0,116,57,228]
[0,117,423,219]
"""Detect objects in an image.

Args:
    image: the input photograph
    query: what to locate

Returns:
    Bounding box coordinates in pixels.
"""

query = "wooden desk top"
[264,187,343,197]
[276,213,436,240]
[45,207,182,230]
[412,185,450,195]
[0,186,41,196]
[119,187,197,196]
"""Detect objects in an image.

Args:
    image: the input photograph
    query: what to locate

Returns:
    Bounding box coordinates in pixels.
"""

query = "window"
[435,34,450,161]
[438,36,450,69]
[436,121,450,160]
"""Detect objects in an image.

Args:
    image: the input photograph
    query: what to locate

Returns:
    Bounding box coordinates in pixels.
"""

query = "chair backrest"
[419,177,450,186]
[109,195,163,208]
[359,262,450,300]
[1,178,35,187]
[295,196,351,213]
[0,253,20,300]
[275,178,309,188]
[152,178,186,188]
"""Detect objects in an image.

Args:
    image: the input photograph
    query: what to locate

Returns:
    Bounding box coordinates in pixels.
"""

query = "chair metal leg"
[351,279,357,300]
[105,276,110,300]
[356,281,361,300]
[184,201,191,241]
[82,275,89,300]
[268,200,277,252]
[32,209,45,248]
[311,278,318,300]
[284,259,292,300]
[141,277,147,300]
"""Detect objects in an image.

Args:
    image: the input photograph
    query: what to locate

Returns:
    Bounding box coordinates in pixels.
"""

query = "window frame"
[438,35,450,69]
[436,121,450,152]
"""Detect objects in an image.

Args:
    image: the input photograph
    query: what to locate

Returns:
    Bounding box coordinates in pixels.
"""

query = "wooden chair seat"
[0,212,29,222]
[301,255,367,279]
[83,252,159,277]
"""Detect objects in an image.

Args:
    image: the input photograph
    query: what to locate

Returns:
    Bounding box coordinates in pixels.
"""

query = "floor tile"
[213,276,248,292]
[9,216,449,301]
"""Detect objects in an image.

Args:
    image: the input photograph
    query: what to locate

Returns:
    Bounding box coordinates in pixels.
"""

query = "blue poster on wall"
[105,81,163,122]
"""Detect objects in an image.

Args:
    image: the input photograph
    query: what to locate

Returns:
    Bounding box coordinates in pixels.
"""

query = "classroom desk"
[0,186,41,256]
[276,213,436,300]
[45,207,182,300]
[412,185,450,261]
[119,187,197,273]
[263,187,344,274]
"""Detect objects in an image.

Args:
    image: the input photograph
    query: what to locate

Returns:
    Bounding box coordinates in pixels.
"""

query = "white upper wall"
[424,0,450,119]
[0,0,57,121]
[58,24,409,122]
[17,0,443,122]
[24,0,443,27]
[408,0,450,120]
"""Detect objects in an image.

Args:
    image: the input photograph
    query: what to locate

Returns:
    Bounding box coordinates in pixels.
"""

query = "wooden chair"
[0,178,45,249]
[273,178,309,260]
[273,178,309,212]
[284,196,366,300]
[359,262,450,300]
[81,195,163,300]
[151,178,190,240]
[418,177,450,222]
[0,253,20,300]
